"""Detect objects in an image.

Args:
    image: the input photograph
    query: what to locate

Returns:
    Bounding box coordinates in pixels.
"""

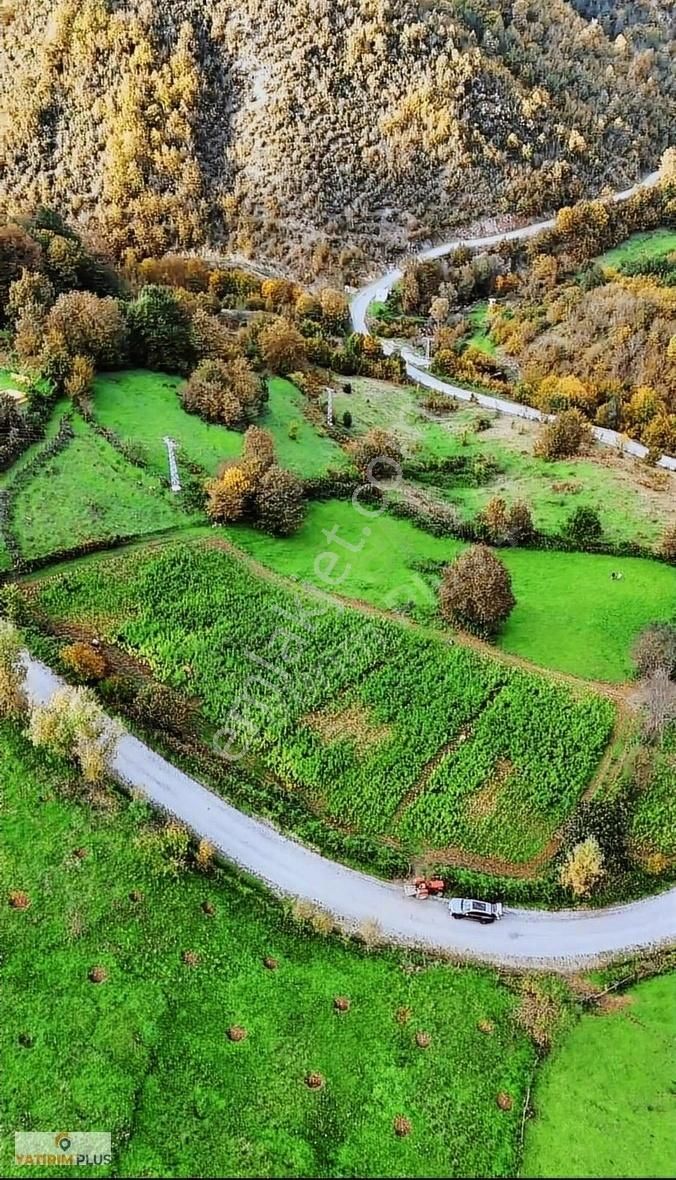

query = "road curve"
[23,657,676,972]
[350,170,676,472]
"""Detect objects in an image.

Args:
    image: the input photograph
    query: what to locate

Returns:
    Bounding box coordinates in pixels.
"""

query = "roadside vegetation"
[380,179,676,458]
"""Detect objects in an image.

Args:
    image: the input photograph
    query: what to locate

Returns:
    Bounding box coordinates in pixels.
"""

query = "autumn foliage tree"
[0,225,42,320]
[535,409,592,460]
[346,429,402,481]
[0,619,27,718]
[206,426,304,535]
[440,545,516,637]
[255,465,305,536]
[44,291,127,369]
[206,464,255,524]
[631,624,676,680]
[559,837,605,897]
[6,268,54,324]
[258,316,307,375]
[61,642,107,683]
[27,685,122,784]
[181,357,263,429]
[319,287,349,331]
[242,425,275,479]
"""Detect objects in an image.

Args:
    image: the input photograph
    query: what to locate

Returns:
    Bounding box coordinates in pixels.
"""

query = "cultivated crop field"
[29,542,615,865]
[1,721,536,1179]
[630,725,676,861]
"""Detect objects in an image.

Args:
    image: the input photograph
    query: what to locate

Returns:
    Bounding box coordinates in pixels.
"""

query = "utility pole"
[163,436,181,493]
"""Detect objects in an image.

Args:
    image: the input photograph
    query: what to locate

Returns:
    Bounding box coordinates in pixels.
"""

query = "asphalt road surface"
[350,170,676,471]
[23,657,676,971]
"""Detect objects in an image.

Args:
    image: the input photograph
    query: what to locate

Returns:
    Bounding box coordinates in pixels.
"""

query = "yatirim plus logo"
[14,1130,112,1167]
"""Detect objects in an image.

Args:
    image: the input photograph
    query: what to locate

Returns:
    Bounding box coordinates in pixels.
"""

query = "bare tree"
[636,669,676,742]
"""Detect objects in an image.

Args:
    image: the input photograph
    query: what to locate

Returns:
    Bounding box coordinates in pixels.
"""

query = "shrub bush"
[563,506,603,547]
[61,642,107,683]
[439,545,515,636]
[632,623,676,680]
[135,680,199,738]
[535,409,592,460]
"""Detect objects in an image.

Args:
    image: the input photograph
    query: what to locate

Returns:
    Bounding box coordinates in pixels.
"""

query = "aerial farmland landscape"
[1,2,675,1177]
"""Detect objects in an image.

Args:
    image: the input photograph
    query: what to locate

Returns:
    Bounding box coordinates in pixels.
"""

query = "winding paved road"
[350,169,676,471]
[23,657,676,971]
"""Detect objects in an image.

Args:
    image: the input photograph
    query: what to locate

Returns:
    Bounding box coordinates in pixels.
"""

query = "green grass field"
[1,721,535,1178]
[333,377,484,463]
[12,414,196,560]
[332,377,675,549]
[464,302,497,355]
[94,371,346,479]
[596,226,676,271]
[226,500,676,682]
[522,973,676,1178]
[29,541,614,864]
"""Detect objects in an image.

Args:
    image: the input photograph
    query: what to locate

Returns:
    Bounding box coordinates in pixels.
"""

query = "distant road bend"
[24,658,676,971]
[350,170,676,472]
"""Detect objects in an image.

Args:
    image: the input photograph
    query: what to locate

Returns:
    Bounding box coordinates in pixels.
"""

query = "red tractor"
[404,876,446,900]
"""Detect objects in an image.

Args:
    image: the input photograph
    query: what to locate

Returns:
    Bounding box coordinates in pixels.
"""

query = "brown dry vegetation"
[304,702,392,755]
[0,1,672,274]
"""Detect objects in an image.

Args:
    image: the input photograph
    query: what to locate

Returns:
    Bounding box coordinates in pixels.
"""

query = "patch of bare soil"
[596,993,635,1014]
[466,759,514,821]
[303,702,391,755]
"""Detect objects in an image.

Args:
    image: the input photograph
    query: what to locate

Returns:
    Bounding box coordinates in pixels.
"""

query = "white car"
[449,898,504,925]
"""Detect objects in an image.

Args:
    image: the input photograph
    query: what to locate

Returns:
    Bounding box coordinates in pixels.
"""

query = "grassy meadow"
[94,371,346,479]
[226,500,676,683]
[1,721,535,1179]
[522,973,676,1179]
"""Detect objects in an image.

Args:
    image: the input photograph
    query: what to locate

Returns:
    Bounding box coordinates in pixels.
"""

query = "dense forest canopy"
[0,0,673,275]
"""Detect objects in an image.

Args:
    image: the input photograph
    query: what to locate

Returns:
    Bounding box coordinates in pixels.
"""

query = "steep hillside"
[0,0,673,274]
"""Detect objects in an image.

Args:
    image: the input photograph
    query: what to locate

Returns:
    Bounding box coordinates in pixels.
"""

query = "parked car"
[448,898,503,924]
